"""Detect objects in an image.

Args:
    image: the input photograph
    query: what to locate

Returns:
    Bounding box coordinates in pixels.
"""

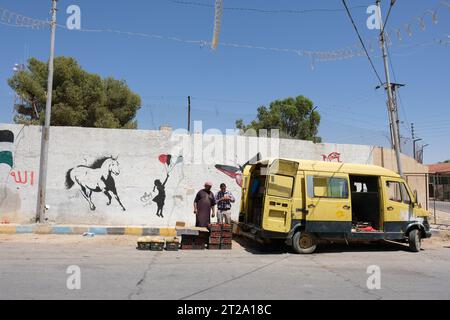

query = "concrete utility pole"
[376,0,404,177]
[36,0,57,223]
[188,96,191,134]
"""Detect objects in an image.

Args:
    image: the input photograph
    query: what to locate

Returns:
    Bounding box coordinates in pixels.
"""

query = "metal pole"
[188,96,191,134]
[36,0,57,223]
[433,174,437,224]
[376,0,403,177]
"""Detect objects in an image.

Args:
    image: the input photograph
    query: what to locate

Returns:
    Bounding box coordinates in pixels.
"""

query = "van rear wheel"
[292,231,317,254]
[408,229,422,252]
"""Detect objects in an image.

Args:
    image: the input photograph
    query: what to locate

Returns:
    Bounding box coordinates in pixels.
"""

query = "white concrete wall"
[0,124,375,226]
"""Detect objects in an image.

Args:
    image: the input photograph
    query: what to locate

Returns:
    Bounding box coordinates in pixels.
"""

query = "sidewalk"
[0,224,177,237]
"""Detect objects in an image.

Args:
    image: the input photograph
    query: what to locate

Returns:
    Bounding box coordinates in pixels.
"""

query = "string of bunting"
[211,0,223,49]
[0,7,49,30]
[1,1,448,68]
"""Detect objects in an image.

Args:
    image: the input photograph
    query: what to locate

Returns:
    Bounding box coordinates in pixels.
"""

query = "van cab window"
[401,183,412,205]
[267,175,294,198]
[386,181,402,203]
[307,176,349,199]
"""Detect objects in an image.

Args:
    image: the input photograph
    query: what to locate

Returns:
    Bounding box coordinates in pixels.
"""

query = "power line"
[381,0,396,35]
[166,0,370,15]
[341,0,384,85]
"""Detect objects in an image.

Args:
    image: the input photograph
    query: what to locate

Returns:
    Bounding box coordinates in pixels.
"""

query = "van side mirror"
[414,190,418,204]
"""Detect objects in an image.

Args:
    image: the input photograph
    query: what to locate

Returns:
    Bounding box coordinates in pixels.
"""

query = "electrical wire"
[381,0,396,35]
[166,0,370,15]
[341,0,384,85]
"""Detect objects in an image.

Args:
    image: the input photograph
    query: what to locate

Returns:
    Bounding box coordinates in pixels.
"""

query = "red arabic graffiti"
[10,171,35,186]
[322,152,342,163]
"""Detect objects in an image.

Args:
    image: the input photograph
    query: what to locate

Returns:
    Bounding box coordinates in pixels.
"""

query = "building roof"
[428,163,450,174]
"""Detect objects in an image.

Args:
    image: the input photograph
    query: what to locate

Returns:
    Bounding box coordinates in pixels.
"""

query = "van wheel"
[292,231,317,254]
[408,229,422,253]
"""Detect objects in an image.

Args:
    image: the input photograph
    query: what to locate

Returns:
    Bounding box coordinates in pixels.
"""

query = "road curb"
[0,224,177,237]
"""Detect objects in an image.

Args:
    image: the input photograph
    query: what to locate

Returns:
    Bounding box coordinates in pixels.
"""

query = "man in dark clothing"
[194,182,217,227]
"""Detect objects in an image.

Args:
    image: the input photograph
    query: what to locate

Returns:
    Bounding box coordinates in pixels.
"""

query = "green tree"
[236,95,321,142]
[7,56,141,128]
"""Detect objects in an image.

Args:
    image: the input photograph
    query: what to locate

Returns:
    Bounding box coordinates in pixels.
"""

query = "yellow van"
[239,158,432,254]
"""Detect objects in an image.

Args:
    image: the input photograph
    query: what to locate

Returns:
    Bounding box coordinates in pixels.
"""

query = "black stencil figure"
[66,156,126,212]
[153,174,169,218]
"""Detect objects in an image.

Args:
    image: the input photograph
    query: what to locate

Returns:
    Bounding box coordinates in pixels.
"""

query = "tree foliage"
[236,95,321,142]
[7,56,141,128]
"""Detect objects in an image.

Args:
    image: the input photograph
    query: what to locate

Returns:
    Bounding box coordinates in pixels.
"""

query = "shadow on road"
[234,236,412,255]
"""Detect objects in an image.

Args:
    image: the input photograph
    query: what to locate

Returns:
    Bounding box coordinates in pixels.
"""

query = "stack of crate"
[221,224,233,250]
[208,224,233,250]
[180,233,208,250]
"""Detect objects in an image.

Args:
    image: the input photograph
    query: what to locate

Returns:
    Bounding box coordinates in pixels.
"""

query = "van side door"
[262,159,299,234]
[304,172,352,233]
[381,177,414,233]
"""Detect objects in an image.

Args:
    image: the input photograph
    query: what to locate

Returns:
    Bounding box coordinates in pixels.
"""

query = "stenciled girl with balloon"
[149,154,184,218]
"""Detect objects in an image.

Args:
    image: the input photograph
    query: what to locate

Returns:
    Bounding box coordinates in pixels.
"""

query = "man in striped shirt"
[215,183,235,224]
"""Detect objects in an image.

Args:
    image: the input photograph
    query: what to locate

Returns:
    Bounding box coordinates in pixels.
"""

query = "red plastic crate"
[209,237,221,245]
[221,238,232,245]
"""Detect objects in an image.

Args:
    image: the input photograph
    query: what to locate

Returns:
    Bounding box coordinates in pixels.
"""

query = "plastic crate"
[208,224,222,232]
[221,231,233,238]
[210,231,222,238]
[137,242,152,251]
[150,243,165,251]
[222,224,232,231]
[221,238,232,245]
[165,243,179,251]
[209,237,221,245]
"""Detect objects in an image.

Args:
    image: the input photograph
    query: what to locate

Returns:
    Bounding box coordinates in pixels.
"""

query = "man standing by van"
[215,183,235,224]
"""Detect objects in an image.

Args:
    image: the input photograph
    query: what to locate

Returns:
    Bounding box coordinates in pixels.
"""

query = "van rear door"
[262,159,299,234]
[240,164,253,222]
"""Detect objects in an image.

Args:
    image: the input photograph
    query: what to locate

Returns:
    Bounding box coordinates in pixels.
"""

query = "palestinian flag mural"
[0,130,14,168]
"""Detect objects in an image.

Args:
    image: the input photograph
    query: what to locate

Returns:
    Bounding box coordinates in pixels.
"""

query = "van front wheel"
[408,229,422,252]
[292,231,317,254]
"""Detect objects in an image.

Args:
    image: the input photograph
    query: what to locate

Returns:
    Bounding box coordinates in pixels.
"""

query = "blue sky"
[0,0,448,164]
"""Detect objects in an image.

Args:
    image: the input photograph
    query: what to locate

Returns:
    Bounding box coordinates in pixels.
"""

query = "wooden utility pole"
[36,0,57,223]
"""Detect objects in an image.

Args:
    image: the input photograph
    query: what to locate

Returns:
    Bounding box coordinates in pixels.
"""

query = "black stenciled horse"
[65,156,126,211]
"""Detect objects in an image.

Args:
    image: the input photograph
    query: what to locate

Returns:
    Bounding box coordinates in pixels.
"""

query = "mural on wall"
[65,156,126,212]
[322,152,342,163]
[140,154,184,218]
[0,130,14,168]
[215,153,262,187]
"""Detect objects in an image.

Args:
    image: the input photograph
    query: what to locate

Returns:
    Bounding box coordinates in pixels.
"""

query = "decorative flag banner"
[0,130,14,168]
[212,0,223,49]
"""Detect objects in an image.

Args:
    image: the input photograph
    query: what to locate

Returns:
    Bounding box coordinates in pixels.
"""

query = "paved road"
[0,234,449,300]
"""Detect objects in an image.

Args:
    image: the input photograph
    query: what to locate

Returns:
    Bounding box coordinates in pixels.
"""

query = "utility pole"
[311,106,318,143]
[188,96,191,134]
[36,0,57,223]
[376,0,404,177]
[389,82,404,153]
